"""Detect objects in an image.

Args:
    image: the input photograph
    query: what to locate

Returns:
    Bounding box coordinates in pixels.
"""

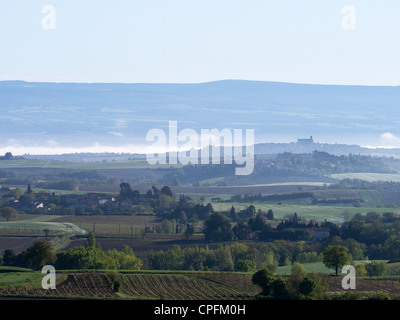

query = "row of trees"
[252,263,327,300]
[148,241,323,272]
[203,210,336,242]
[202,208,400,263]
[1,232,142,271]
[148,242,281,272]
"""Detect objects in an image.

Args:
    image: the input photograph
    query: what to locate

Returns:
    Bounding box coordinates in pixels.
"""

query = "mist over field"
[1,80,400,155]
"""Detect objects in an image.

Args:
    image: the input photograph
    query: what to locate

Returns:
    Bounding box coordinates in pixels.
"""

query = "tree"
[85,231,101,249]
[271,277,289,297]
[291,262,307,282]
[248,214,266,232]
[215,245,234,271]
[252,268,276,296]
[322,245,351,276]
[2,249,16,266]
[235,259,256,272]
[0,207,17,222]
[287,262,307,297]
[160,185,174,198]
[232,222,251,240]
[4,152,13,160]
[119,182,133,199]
[106,248,142,270]
[24,240,56,270]
[252,268,288,298]
[266,209,275,220]
[204,212,233,242]
[19,192,36,204]
[355,263,367,277]
[298,277,317,299]
[55,246,117,270]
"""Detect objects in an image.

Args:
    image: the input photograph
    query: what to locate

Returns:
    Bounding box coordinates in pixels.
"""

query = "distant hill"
[20,140,400,162]
[255,141,400,157]
[1,80,400,151]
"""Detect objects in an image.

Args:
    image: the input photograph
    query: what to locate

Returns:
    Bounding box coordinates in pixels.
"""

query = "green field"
[331,172,400,182]
[276,261,371,275]
[214,203,399,223]
[0,159,181,170]
[357,189,387,207]
[0,219,86,235]
[0,267,43,287]
[32,188,90,195]
[276,262,333,275]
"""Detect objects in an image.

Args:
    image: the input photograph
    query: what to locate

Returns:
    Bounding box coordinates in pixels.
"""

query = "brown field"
[0,237,51,256]
[51,214,169,238]
[119,273,251,300]
[0,273,116,298]
[51,214,163,226]
[325,276,400,295]
[2,271,400,300]
[0,272,254,300]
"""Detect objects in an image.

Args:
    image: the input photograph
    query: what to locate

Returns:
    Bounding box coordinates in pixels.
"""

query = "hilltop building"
[297,136,314,145]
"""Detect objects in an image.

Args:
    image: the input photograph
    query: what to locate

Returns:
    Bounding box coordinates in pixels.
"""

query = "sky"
[0,0,399,86]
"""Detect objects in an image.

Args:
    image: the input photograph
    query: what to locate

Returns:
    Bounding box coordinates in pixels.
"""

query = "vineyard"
[3,271,400,299]
[326,276,400,295]
[0,273,116,298]
[0,272,255,300]
[119,273,253,300]
[2,270,400,299]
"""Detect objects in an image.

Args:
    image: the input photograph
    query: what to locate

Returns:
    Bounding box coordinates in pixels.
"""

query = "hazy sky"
[1,0,399,85]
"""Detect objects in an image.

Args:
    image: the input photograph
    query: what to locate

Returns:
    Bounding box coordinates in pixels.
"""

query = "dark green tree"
[2,249,16,266]
[119,182,133,199]
[298,277,317,299]
[232,222,251,240]
[271,277,289,297]
[0,207,17,222]
[85,231,101,249]
[24,240,56,270]
[160,185,174,198]
[204,212,233,242]
[266,209,275,220]
[252,268,276,296]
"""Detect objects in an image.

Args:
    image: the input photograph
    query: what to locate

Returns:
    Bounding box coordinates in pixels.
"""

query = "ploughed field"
[0,272,259,300]
[2,271,400,299]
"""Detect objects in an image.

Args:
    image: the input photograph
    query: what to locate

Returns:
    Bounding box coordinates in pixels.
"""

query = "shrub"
[252,268,275,296]
[235,259,256,272]
[298,277,317,299]
[365,261,389,277]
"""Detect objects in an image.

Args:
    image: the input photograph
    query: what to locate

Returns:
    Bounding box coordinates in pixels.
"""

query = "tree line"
[0,232,142,271]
